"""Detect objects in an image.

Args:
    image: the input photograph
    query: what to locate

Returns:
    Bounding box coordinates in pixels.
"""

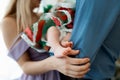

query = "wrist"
[45,56,58,71]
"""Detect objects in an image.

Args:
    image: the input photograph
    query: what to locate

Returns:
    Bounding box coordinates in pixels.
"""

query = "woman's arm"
[17,51,54,75]
[1,17,17,49]
[1,17,90,78]
[18,51,90,78]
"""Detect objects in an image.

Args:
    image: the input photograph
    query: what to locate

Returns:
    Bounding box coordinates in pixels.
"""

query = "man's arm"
[70,0,120,63]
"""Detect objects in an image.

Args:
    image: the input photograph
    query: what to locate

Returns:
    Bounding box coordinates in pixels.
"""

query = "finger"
[68,41,73,48]
[61,41,73,48]
[68,57,90,65]
[65,68,90,78]
[67,49,79,55]
[66,74,84,78]
[64,62,90,72]
[68,63,90,72]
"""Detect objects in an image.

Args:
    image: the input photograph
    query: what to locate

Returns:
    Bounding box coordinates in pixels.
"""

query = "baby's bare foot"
[54,46,71,57]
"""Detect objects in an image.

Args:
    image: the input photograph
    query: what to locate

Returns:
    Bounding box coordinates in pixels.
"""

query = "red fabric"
[52,16,61,26]
[56,11,67,22]
[57,7,75,29]
[36,20,45,42]
[67,22,73,29]
[57,7,75,17]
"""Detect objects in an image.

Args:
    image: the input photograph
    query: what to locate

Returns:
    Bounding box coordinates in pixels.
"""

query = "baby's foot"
[54,46,71,57]
[61,41,73,48]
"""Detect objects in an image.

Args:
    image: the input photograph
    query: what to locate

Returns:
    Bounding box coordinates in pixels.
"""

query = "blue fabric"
[70,0,120,80]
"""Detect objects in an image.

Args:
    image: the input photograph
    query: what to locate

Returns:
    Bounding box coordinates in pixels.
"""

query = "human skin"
[1,0,90,78]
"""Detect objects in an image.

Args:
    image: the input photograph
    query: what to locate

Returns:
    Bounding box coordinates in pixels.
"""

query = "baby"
[21,2,75,57]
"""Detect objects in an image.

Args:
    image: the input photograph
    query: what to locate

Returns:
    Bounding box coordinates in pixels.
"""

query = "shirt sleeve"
[8,38,30,61]
[70,0,120,63]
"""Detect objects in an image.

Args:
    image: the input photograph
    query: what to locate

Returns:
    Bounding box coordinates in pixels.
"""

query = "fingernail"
[88,69,91,71]
[77,50,80,52]
[87,58,90,61]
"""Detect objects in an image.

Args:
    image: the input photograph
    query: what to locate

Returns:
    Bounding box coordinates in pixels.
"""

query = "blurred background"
[0,0,120,80]
[0,0,23,80]
[0,1,23,80]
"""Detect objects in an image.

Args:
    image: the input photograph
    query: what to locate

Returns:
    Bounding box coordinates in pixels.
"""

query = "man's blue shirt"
[70,0,120,80]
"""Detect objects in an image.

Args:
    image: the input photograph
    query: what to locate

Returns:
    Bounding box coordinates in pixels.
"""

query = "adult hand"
[52,41,90,78]
[50,56,90,78]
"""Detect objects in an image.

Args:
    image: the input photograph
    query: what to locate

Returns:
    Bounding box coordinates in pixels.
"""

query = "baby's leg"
[60,32,72,47]
[47,26,71,57]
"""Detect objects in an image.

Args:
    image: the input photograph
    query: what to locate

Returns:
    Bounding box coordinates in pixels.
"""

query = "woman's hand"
[50,56,90,78]
[49,41,90,78]
[49,47,90,78]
